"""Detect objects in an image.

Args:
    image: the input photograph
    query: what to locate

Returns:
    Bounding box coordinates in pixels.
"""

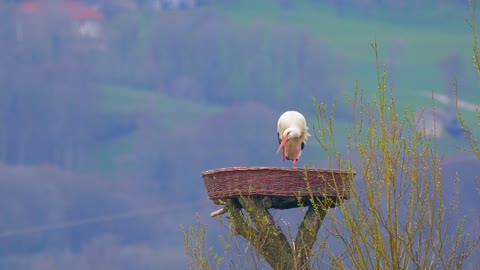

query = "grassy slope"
[214,1,479,153]
[216,1,475,110]
[88,85,224,174]
[98,84,223,116]
[92,2,478,173]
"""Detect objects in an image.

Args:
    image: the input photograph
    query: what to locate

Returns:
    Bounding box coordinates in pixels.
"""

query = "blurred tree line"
[1,0,469,176]
[0,2,347,267]
[0,1,477,269]
[0,1,346,173]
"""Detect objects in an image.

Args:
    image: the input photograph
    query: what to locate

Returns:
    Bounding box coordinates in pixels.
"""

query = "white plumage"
[276,111,311,168]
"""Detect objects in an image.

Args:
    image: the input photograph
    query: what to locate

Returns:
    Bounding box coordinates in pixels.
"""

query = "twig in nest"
[210,206,228,217]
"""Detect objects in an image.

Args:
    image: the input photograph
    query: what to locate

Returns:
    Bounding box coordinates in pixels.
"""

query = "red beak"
[276,136,290,154]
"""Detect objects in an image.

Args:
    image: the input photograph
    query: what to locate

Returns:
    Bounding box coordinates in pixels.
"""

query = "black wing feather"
[301,142,305,150]
[277,132,281,144]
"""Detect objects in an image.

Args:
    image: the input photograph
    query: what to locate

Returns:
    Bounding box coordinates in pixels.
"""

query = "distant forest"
[0,1,477,269]
[0,2,348,267]
[0,1,348,168]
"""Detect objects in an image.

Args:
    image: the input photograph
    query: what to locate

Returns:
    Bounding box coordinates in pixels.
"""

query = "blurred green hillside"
[217,1,476,107]
[90,0,478,174]
[0,1,478,269]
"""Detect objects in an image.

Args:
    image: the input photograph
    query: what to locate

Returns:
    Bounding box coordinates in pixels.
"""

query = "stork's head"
[283,127,302,139]
[276,127,302,154]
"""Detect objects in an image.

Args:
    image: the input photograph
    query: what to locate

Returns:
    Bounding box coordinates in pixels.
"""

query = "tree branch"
[226,196,329,270]
[228,197,293,270]
[294,204,327,269]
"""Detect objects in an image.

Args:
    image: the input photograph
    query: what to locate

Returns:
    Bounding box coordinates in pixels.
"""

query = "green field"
[90,85,225,174]
[91,2,479,173]
[98,84,223,115]
[216,1,476,111]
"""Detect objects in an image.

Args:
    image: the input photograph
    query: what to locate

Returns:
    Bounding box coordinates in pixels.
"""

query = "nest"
[201,166,355,209]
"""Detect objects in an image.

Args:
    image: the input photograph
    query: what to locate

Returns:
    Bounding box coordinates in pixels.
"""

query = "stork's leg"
[282,148,286,161]
[292,149,299,168]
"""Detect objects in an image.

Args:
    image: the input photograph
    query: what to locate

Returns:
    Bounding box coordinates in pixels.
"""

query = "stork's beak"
[276,137,289,154]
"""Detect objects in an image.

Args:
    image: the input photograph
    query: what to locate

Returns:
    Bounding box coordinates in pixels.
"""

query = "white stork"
[276,111,311,168]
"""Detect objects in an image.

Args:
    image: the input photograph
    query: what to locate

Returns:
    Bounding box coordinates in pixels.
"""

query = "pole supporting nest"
[201,166,355,270]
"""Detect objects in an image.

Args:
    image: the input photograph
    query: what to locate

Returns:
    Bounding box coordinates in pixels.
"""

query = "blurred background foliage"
[0,0,478,269]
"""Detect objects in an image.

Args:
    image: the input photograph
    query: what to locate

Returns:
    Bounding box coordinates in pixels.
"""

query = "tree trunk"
[226,196,328,270]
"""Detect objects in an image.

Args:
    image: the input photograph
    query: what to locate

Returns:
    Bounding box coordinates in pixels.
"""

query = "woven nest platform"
[201,167,355,209]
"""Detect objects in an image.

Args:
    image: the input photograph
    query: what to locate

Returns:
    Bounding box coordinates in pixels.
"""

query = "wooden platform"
[201,166,354,210]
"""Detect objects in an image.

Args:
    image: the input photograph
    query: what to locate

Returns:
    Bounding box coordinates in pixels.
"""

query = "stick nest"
[201,166,354,209]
